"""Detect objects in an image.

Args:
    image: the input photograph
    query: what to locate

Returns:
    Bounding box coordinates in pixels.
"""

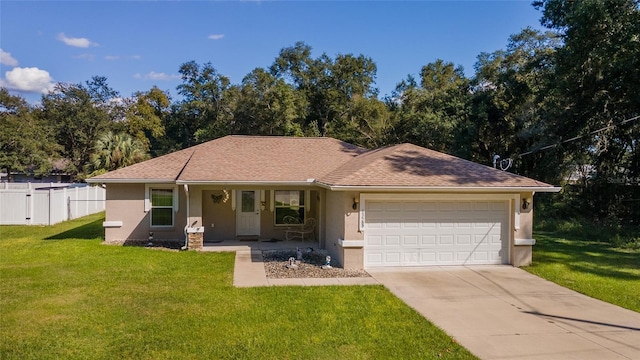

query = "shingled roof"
[88,135,556,190]
[88,136,367,183]
[318,143,552,188]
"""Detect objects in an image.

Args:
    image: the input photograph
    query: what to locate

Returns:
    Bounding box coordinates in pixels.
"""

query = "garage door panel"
[439,202,455,211]
[440,235,454,245]
[404,251,419,264]
[473,202,489,211]
[365,200,507,267]
[491,234,502,245]
[438,252,454,262]
[439,222,454,229]
[421,235,436,245]
[366,252,383,266]
[491,202,506,211]
[403,220,419,229]
[457,251,472,262]
[385,222,401,230]
[403,235,419,246]
[368,235,382,246]
[457,234,472,245]
[384,252,401,265]
[385,235,400,246]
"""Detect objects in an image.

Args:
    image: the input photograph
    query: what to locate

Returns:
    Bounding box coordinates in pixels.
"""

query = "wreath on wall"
[211,190,230,204]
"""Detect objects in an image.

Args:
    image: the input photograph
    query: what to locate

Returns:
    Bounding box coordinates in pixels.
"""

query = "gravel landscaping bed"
[263,248,370,279]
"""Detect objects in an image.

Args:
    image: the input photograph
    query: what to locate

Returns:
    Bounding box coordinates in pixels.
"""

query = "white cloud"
[57,33,98,48]
[133,71,180,81]
[208,34,224,40]
[105,55,141,61]
[74,53,95,61]
[0,67,54,94]
[0,49,18,67]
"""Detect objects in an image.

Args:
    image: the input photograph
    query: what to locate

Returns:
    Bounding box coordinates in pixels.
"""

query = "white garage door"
[364,200,508,267]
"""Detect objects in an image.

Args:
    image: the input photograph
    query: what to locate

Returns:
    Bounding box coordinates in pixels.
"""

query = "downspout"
[182,184,190,250]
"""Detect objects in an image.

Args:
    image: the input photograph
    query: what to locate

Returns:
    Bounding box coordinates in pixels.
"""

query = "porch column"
[187,227,204,250]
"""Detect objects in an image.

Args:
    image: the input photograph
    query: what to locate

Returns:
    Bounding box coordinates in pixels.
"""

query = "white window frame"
[273,190,306,226]
[145,185,178,228]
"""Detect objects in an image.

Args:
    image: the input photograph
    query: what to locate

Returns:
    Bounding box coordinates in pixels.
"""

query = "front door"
[236,190,260,236]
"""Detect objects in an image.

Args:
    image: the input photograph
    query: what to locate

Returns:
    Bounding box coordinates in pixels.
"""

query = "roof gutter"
[87,177,561,193]
[315,182,561,193]
[85,178,176,184]
[175,179,317,187]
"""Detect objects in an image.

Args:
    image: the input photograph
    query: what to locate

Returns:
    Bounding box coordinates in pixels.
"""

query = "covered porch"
[182,185,324,250]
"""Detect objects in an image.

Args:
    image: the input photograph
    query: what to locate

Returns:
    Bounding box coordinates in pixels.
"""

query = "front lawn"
[525,232,640,313]
[0,213,475,359]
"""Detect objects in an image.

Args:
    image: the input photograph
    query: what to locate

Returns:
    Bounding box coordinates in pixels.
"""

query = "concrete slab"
[369,266,640,360]
[232,249,268,287]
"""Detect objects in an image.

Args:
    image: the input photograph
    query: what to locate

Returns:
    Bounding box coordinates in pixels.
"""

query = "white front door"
[236,190,260,236]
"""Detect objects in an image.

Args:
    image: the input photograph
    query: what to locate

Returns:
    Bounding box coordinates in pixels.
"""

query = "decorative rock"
[262,249,370,279]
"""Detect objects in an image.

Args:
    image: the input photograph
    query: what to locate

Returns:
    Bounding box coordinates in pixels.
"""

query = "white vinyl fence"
[0,183,105,225]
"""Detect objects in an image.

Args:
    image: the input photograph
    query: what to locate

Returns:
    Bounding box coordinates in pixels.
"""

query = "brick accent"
[188,232,203,250]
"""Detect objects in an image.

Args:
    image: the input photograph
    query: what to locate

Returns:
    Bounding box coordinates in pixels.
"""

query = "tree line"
[1,0,639,224]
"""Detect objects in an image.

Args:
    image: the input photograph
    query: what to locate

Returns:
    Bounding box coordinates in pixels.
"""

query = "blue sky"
[1,1,544,103]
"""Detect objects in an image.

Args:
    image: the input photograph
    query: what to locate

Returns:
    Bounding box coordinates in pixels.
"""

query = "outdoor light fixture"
[352,197,359,210]
[522,198,531,210]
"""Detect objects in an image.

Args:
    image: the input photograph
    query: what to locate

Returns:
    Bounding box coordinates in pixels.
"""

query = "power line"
[517,114,640,157]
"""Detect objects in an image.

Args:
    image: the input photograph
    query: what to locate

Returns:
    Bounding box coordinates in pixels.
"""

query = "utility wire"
[517,114,640,158]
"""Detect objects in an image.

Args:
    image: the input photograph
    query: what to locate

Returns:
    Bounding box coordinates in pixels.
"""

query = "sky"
[0,1,545,104]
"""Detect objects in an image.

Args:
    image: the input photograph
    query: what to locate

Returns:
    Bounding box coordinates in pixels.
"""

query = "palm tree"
[90,132,148,175]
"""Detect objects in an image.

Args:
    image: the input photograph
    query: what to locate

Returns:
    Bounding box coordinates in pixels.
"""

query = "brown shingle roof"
[178,136,366,182]
[89,135,367,183]
[88,146,196,181]
[319,143,552,188]
[89,136,555,189]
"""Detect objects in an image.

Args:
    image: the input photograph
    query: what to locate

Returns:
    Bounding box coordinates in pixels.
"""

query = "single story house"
[86,135,560,269]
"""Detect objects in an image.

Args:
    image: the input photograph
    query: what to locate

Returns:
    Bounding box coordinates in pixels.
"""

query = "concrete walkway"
[368,266,640,360]
[201,241,377,287]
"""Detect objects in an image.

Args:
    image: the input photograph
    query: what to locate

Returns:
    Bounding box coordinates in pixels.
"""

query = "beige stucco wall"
[324,190,346,266]
[323,191,364,269]
[104,183,187,243]
[513,191,535,266]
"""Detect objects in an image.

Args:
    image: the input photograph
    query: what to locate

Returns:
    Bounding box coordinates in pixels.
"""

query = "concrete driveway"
[368,266,640,360]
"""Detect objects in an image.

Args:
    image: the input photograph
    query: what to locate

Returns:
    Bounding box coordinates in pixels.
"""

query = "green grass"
[525,231,640,313]
[0,213,475,360]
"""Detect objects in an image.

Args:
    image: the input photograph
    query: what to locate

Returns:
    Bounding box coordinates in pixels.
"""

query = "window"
[274,190,305,225]
[150,188,174,226]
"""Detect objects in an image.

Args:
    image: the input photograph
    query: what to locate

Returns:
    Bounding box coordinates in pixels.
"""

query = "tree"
[534,0,640,221]
[233,68,304,136]
[0,89,58,180]
[392,59,471,153]
[117,86,169,156]
[89,131,148,176]
[463,28,559,175]
[270,42,381,139]
[174,61,236,145]
[40,76,119,180]
[325,95,392,148]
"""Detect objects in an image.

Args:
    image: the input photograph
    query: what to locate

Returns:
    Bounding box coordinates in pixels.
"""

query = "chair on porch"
[283,216,316,242]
